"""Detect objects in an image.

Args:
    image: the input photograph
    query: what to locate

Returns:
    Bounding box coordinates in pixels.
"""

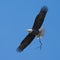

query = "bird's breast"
[32,29,39,35]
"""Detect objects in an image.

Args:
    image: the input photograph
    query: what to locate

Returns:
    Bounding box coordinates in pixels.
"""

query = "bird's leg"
[39,38,42,49]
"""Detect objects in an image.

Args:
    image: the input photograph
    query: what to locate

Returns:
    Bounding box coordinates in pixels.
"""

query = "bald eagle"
[17,6,48,52]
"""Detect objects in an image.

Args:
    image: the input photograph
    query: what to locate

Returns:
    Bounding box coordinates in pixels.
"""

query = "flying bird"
[17,6,48,52]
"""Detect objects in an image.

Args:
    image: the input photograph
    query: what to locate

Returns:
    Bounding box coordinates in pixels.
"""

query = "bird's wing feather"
[17,32,35,52]
[32,6,48,30]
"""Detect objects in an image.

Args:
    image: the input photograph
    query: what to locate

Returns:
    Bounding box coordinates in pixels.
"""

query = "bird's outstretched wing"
[17,32,35,52]
[32,6,48,30]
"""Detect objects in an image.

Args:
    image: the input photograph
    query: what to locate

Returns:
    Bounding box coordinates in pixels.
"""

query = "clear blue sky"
[0,0,60,60]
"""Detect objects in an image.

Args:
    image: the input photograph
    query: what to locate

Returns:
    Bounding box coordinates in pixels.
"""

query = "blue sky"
[0,0,60,60]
